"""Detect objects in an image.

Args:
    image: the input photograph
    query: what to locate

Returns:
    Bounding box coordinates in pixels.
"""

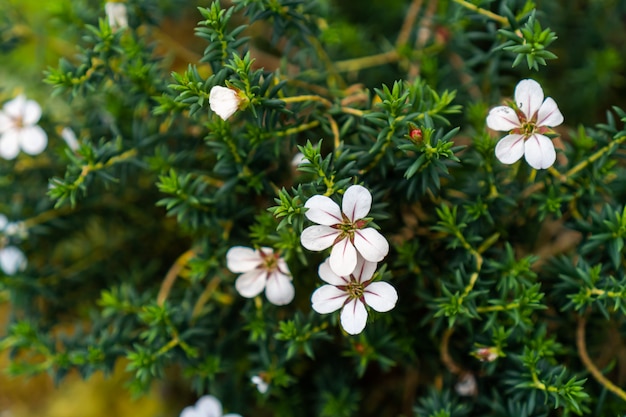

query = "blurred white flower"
[0,246,27,275]
[301,185,389,276]
[455,373,477,397]
[291,152,308,168]
[209,86,243,121]
[311,256,397,335]
[226,246,294,305]
[60,127,79,151]
[487,79,563,170]
[0,95,47,159]
[179,395,241,417]
[0,215,26,239]
[105,2,128,30]
[251,375,269,394]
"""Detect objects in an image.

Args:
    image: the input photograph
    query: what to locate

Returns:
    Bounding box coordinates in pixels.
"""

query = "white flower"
[251,375,269,394]
[60,127,79,151]
[226,246,294,306]
[0,246,27,275]
[105,2,129,30]
[291,152,308,168]
[486,79,564,170]
[311,256,397,335]
[301,185,389,276]
[179,395,241,417]
[209,86,243,121]
[0,215,25,238]
[455,373,477,397]
[0,95,47,159]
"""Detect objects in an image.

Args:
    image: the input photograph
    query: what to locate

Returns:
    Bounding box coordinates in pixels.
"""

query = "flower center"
[10,115,24,129]
[346,279,364,299]
[520,120,536,137]
[260,251,279,271]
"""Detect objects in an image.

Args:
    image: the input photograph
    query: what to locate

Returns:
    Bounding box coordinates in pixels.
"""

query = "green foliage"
[3,0,626,416]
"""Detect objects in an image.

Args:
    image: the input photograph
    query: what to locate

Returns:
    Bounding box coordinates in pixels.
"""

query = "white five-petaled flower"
[209,86,243,121]
[486,79,564,170]
[105,2,129,30]
[226,246,294,306]
[301,185,389,276]
[0,95,48,160]
[311,256,397,335]
[179,395,241,417]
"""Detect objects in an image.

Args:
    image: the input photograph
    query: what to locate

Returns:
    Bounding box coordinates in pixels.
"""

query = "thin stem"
[456,232,499,300]
[281,95,333,107]
[396,0,424,47]
[440,327,464,375]
[452,0,509,26]
[327,115,340,150]
[191,276,222,322]
[75,148,139,188]
[576,315,626,401]
[522,135,626,198]
[476,302,519,313]
[307,35,346,89]
[335,51,399,73]
[23,206,75,229]
[157,249,196,306]
[275,120,320,137]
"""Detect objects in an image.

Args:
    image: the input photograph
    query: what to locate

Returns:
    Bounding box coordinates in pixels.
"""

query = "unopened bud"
[473,346,499,362]
[409,128,423,142]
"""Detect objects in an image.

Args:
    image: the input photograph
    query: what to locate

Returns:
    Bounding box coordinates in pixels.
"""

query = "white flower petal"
[352,256,377,283]
[18,126,48,155]
[486,106,521,131]
[179,406,199,417]
[304,195,342,225]
[194,395,223,417]
[300,225,339,251]
[0,130,20,160]
[105,2,129,30]
[318,258,349,285]
[209,86,240,121]
[224,414,243,417]
[20,99,42,125]
[311,285,348,314]
[265,272,294,305]
[340,299,368,335]
[276,257,291,276]
[329,237,357,276]
[226,246,262,273]
[291,152,307,167]
[0,215,7,231]
[515,79,544,119]
[0,246,27,275]
[251,375,269,394]
[363,282,398,312]
[0,112,14,133]
[341,185,372,222]
[524,134,556,170]
[235,269,267,298]
[2,95,26,119]
[353,228,389,263]
[536,97,564,127]
[494,134,525,165]
[61,127,79,150]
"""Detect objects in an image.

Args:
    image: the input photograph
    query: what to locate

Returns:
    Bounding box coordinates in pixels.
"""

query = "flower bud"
[209,86,244,121]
